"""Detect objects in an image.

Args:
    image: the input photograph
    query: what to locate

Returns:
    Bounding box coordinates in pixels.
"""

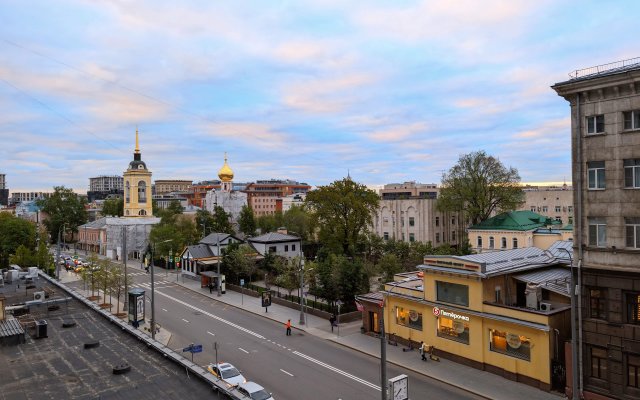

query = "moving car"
[236,382,274,400]
[206,362,246,387]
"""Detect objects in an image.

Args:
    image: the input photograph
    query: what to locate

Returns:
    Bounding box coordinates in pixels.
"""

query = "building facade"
[553,59,640,400]
[468,211,573,253]
[87,175,124,202]
[9,192,51,205]
[519,185,574,225]
[0,173,8,206]
[205,155,247,223]
[154,179,192,195]
[123,129,153,218]
[372,182,462,246]
[243,179,311,217]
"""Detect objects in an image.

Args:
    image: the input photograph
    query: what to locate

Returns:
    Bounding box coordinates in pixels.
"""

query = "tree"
[223,244,256,283]
[148,215,196,264]
[9,245,34,267]
[195,209,216,237]
[274,256,299,297]
[304,178,379,256]
[38,186,87,242]
[102,198,123,217]
[110,263,131,314]
[378,253,402,286]
[437,151,524,226]
[0,213,36,267]
[282,205,312,241]
[238,205,256,236]
[212,206,233,233]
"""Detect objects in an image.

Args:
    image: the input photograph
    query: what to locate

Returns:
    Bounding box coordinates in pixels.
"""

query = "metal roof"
[513,267,571,296]
[185,244,214,259]
[248,232,301,243]
[546,240,573,260]
[0,317,24,338]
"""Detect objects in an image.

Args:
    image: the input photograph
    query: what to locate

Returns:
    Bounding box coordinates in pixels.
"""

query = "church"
[204,154,247,227]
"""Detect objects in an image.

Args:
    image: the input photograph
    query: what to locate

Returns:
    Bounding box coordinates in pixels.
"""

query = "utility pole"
[123,226,128,311]
[150,243,156,340]
[56,228,61,280]
[299,253,305,325]
[216,234,221,296]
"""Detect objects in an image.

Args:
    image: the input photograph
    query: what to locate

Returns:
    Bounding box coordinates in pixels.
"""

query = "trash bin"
[35,320,48,339]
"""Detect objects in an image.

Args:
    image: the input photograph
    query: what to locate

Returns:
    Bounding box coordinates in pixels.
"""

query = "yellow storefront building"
[365,241,573,392]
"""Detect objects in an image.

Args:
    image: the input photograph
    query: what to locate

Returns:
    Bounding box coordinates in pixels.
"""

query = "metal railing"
[569,57,640,79]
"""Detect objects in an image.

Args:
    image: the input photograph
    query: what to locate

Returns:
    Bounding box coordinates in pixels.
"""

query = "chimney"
[276,227,288,235]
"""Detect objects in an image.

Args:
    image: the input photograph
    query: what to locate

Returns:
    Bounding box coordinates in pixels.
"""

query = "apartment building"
[10,191,51,205]
[0,173,8,206]
[553,58,640,400]
[88,175,124,202]
[372,182,461,246]
[154,179,192,195]
[519,184,574,225]
[243,179,311,217]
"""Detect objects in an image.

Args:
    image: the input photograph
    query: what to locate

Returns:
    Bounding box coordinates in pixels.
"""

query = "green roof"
[469,210,562,231]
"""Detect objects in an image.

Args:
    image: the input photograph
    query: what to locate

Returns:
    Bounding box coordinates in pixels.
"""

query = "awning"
[198,259,220,265]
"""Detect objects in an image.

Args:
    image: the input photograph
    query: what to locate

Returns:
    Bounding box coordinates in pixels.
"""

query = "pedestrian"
[420,341,427,361]
[209,282,213,293]
[285,319,292,336]
[329,314,336,332]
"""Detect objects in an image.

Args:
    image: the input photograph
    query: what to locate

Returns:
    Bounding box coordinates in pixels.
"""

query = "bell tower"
[123,128,153,217]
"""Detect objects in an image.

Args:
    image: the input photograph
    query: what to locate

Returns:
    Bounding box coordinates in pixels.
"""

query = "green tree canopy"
[212,206,234,234]
[0,213,37,267]
[101,198,123,217]
[37,186,87,242]
[304,178,379,256]
[437,151,524,226]
[238,205,256,236]
[282,205,312,241]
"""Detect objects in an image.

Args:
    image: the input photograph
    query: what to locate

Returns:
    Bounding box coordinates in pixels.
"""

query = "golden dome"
[218,153,234,182]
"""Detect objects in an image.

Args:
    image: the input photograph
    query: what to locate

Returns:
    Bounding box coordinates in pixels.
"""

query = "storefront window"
[489,329,531,361]
[395,307,422,331]
[437,316,469,344]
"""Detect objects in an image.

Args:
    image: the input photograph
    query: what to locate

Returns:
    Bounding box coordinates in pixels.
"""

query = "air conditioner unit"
[539,302,553,312]
[33,291,45,302]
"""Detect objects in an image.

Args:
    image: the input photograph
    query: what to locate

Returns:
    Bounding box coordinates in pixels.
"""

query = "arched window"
[489,236,495,249]
[125,181,130,203]
[501,237,507,249]
[138,181,147,203]
[125,210,130,216]
[477,236,483,248]
[512,238,518,249]
[138,209,146,216]
[452,231,456,241]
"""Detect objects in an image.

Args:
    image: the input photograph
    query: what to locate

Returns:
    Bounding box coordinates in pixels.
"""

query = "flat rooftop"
[0,278,216,400]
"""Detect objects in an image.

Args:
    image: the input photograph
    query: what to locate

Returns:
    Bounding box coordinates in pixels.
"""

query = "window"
[530,206,536,212]
[292,244,296,252]
[555,206,561,213]
[587,115,605,134]
[383,232,389,241]
[436,281,469,306]
[568,216,573,224]
[542,206,548,213]
[268,246,277,253]
[501,237,507,249]
[588,217,606,247]
[624,110,640,130]
[624,159,640,188]
[489,236,495,249]
[435,217,439,227]
[556,216,562,222]
[477,236,482,248]
[435,232,440,243]
[451,216,456,225]
[626,218,640,249]
[627,293,640,324]
[568,206,573,213]
[401,217,405,227]
[495,286,502,303]
[138,180,147,203]
[628,354,640,389]
[588,161,606,189]
[284,245,289,252]
[409,233,415,242]
[589,288,607,319]
[512,238,518,249]
[437,315,469,344]
[451,231,456,241]
[591,347,608,380]
[395,307,422,331]
[489,329,531,361]
[409,217,415,227]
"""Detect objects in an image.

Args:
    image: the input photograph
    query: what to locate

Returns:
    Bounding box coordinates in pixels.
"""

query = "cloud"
[199,121,291,149]
[368,122,428,142]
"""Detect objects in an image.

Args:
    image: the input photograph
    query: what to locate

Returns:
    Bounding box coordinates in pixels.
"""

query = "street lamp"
[379,279,406,400]
[298,254,306,325]
[55,223,66,280]
[558,246,579,400]
[150,238,173,340]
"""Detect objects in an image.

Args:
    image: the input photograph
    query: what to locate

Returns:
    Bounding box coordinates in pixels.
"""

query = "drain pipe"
[574,92,584,398]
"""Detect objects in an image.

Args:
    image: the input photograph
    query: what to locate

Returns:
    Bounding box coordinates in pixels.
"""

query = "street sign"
[240,279,245,286]
[191,344,203,353]
[182,344,193,352]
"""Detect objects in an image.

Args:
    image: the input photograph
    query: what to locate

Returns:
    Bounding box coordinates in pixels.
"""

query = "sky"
[2,1,640,193]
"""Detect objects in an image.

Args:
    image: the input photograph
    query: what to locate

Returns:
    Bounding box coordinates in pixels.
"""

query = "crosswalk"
[129,281,175,290]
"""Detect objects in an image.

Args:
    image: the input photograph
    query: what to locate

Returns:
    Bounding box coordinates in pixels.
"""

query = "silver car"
[236,381,274,400]
[207,362,246,387]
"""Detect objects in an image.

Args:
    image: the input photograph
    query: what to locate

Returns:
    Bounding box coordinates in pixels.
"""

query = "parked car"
[236,382,274,400]
[206,362,246,387]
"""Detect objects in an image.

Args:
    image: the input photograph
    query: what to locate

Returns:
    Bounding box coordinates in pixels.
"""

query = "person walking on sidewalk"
[208,282,213,294]
[285,319,292,336]
[420,341,428,361]
[329,314,336,332]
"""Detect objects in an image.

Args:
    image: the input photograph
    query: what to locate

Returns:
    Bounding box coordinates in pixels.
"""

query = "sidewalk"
[173,271,562,400]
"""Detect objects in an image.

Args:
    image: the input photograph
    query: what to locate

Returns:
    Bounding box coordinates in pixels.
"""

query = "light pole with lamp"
[55,223,66,280]
[558,246,579,399]
[298,254,306,325]
[379,279,407,400]
[150,238,173,340]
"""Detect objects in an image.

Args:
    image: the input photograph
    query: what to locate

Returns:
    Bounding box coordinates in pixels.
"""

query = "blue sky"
[2,0,639,192]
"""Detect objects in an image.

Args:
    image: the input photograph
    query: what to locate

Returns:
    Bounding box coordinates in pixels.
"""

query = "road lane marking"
[155,291,265,339]
[162,308,168,312]
[182,318,190,323]
[207,331,215,336]
[238,348,249,354]
[280,369,294,377]
[293,351,380,391]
